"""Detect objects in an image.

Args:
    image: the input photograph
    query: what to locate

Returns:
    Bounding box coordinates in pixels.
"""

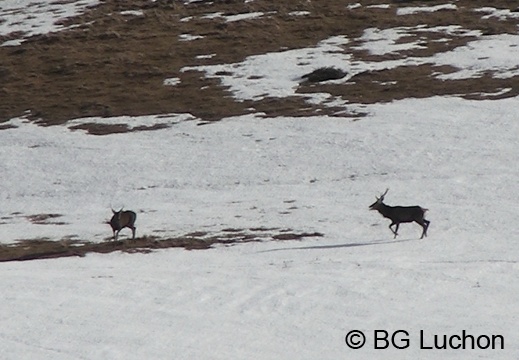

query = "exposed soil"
[0,230,323,262]
[1,0,518,125]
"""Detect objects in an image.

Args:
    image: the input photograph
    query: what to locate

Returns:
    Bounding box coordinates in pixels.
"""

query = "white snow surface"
[181,29,519,105]
[2,96,519,359]
[1,1,519,359]
[0,0,100,46]
[397,3,458,16]
[182,35,351,101]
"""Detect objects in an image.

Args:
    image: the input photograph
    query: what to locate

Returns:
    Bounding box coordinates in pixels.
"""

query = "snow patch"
[0,0,100,46]
[397,4,457,16]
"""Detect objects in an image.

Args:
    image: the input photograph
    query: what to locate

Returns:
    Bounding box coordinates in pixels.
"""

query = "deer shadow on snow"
[261,188,430,253]
[260,237,416,253]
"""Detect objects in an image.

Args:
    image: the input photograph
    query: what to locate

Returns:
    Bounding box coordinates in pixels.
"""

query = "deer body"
[110,209,137,241]
[369,189,430,239]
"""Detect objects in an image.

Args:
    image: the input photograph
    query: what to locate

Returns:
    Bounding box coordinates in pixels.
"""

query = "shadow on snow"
[259,237,417,253]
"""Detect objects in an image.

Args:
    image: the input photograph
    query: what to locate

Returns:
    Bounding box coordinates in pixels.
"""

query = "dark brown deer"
[109,208,137,241]
[369,189,430,239]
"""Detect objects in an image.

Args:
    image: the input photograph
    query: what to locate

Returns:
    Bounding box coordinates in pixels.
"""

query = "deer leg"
[417,219,430,239]
[422,219,430,238]
[114,230,119,241]
[131,226,136,240]
[389,222,399,238]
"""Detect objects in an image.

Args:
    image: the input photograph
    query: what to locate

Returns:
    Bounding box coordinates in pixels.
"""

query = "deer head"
[369,188,389,210]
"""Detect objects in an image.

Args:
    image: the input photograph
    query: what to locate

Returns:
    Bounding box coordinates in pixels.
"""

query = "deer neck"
[376,203,394,218]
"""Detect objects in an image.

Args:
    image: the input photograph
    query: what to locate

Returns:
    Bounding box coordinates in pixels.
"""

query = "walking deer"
[369,189,430,239]
[109,208,137,241]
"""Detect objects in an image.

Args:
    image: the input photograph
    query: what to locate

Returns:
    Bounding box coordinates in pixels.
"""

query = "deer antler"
[380,188,389,199]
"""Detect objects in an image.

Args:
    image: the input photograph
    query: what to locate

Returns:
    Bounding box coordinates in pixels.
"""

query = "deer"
[109,208,137,241]
[369,189,430,239]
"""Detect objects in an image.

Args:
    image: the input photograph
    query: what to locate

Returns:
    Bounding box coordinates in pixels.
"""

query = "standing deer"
[109,208,137,241]
[369,189,430,239]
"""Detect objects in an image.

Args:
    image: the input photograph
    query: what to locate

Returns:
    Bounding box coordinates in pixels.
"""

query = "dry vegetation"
[0,229,323,262]
[1,0,518,126]
[0,0,518,260]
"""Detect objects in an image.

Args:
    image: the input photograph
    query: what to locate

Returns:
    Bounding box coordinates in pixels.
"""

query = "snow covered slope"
[2,95,518,359]
[0,1,518,359]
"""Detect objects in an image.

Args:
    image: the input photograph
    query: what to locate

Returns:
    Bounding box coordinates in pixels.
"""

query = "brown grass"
[0,230,323,262]
[25,213,67,225]
[0,0,518,126]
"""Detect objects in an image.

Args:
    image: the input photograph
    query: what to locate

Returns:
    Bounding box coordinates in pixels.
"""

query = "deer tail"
[421,207,429,213]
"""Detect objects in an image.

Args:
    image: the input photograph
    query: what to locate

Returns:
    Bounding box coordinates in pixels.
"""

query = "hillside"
[0,1,518,359]
[1,0,519,126]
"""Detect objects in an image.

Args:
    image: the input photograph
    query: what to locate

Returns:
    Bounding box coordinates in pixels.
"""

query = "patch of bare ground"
[0,0,518,127]
[0,230,324,262]
[68,121,170,135]
[300,65,519,103]
[26,213,68,225]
